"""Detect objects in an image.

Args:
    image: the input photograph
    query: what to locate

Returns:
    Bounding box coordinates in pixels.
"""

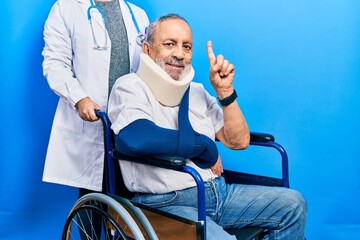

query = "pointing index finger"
[207,40,216,65]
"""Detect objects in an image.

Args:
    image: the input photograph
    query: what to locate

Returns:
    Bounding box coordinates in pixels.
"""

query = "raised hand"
[206,41,235,98]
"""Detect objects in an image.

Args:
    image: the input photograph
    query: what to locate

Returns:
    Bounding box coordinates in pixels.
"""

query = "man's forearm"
[220,100,250,149]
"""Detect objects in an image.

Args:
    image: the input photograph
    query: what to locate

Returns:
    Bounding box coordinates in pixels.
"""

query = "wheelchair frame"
[62,110,290,240]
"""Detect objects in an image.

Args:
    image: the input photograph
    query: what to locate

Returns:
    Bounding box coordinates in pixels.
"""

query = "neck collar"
[136,53,194,107]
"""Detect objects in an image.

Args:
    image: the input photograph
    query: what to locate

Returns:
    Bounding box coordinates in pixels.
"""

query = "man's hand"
[211,156,224,176]
[75,97,101,122]
[206,41,235,99]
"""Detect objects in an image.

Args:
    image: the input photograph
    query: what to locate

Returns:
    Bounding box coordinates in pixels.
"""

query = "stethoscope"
[87,0,147,50]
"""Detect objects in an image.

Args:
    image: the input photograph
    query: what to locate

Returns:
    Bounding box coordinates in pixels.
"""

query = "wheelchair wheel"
[62,193,146,240]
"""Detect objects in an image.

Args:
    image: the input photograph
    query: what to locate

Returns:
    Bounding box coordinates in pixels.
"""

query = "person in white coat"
[41,0,149,197]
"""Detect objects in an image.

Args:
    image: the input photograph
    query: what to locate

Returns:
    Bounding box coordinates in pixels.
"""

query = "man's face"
[144,19,193,81]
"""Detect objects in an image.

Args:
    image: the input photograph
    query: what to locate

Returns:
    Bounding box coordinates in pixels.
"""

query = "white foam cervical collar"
[136,53,195,107]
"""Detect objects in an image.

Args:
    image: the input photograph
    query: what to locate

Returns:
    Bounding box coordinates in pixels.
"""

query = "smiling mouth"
[155,57,187,80]
[166,63,184,70]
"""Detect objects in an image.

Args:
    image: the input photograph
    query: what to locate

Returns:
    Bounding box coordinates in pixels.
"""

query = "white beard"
[155,57,192,81]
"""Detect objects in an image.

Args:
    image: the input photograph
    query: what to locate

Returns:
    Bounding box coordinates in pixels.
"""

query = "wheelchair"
[62,110,291,240]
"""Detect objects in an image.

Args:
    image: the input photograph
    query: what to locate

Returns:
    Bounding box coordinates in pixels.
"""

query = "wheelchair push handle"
[95,109,105,119]
[95,109,112,129]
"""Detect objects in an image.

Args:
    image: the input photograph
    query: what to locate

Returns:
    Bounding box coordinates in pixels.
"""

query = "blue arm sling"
[115,88,219,169]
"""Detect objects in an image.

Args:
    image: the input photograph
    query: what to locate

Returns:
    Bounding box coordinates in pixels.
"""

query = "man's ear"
[142,42,150,54]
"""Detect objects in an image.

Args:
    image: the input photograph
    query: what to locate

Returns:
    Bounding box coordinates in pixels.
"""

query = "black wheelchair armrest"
[216,132,274,143]
[223,169,283,187]
[250,132,275,143]
[112,150,187,171]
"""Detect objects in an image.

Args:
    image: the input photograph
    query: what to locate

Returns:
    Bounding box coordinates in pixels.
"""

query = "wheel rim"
[62,204,127,240]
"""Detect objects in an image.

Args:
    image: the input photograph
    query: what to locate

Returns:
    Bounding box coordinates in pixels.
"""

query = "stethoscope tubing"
[88,0,143,37]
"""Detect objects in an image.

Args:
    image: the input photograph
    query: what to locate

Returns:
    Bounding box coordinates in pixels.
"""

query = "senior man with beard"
[108,14,307,240]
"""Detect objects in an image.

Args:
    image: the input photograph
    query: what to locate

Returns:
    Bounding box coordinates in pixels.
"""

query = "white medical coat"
[42,0,149,191]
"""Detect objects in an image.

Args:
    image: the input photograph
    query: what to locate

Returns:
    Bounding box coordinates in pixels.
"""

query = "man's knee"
[283,189,308,222]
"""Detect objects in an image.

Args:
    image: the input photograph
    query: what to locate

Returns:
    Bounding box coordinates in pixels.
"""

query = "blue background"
[1,0,359,239]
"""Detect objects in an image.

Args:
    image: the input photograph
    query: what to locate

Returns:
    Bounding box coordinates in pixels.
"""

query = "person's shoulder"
[55,0,78,9]
[56,0,75,5]
[46,0,77,20]
[122,1,149,25]
[126,1,146,12]
[113,73,145,89]
[190,82,216,102]
[112,73,151,100]
[190,81,207,92]
[190,81,204,88]
[116,72,139,84]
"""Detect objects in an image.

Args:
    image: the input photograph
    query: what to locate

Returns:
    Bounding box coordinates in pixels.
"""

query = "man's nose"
[172,45,185,59]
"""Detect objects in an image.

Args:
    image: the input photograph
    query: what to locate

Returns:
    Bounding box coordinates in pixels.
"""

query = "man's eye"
[163,42,174,47]
[184,45,192,51]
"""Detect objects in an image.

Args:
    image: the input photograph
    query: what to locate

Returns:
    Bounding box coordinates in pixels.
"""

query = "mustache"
[165,57,185,67]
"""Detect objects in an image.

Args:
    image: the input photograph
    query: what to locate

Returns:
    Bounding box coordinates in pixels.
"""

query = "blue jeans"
[132,177,307,240]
